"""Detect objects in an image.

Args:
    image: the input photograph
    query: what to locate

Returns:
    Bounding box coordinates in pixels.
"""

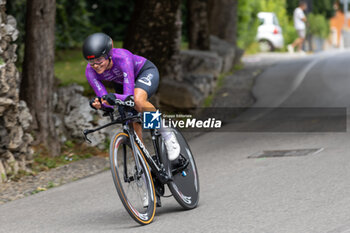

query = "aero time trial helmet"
[82,33,112,60]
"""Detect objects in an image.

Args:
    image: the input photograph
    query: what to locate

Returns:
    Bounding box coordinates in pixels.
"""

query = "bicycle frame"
[83,107,170,184]
[123,124,163,176]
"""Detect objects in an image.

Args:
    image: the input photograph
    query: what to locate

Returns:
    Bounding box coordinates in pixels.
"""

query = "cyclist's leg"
[133,60,159,141]
[133,64,180,160]
[132,121,143,142]
[134,88,156,113]
[133,88,155,142]
[133,60,159,113]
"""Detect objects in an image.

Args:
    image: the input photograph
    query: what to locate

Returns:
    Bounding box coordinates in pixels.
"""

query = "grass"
[234,63,244,71]
[103,138,111,152]
[31,181,55,194]
[245,42,289,55]
[4,141,109,182]
[55,48,88,89]
[203,70,235,107]
[47,181,55,189]
[54,41,124,96]
[181,41,189,50]
[32,152,90,172]
[203,95,213,108]
[245,42,260,55]
[16,142,108,180]
[7,170,31,182]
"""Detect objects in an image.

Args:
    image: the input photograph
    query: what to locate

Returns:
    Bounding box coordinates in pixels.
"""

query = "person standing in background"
[288,1,308,54]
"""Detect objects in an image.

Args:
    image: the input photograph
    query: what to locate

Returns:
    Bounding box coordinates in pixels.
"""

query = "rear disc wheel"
[160,128,200,209]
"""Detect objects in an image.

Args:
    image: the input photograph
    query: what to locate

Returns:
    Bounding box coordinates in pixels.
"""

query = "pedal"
[155,183,165,197]
[171,154,189,175]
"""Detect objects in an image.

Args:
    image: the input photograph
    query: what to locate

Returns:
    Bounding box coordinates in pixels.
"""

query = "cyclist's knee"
[134,98,146,112]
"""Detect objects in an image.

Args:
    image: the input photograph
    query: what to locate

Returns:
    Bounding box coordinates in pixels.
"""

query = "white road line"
[245,52,345,122]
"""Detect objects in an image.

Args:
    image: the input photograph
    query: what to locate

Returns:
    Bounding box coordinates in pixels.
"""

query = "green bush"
[85,0,135,41]
[237,0,295,50]
[7,0,97,62]
[284,22,298,46]
[237,0,261,49]
[56,0,98,49]
[307,13,330,39]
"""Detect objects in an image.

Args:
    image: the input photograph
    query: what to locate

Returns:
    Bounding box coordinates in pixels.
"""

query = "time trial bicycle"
[83,97,199,225]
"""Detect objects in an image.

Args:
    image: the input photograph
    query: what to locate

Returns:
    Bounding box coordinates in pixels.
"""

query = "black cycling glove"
[89,97,101,110]
[124,95,135,107]
[102,93,117,105]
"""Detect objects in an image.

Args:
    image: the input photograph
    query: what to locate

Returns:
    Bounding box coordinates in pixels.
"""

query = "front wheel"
[259,39,274,52]
[160,128,200,209]
[110,132,156,225]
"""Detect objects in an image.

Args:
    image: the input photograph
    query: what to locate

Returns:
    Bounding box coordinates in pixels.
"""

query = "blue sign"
[143,110,161,129]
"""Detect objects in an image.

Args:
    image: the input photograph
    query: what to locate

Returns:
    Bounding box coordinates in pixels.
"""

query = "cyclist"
[82,32,180,161]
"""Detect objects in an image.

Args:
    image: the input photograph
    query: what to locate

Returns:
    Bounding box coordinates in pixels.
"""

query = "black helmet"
[82,33,112,60]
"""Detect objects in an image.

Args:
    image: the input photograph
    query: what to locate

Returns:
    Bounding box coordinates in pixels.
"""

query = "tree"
[86,0,135,41]
[123,0,182,81]
[20,0,60,156]
[236,0,261,49]
[287,0,336,19]
[55,0,97,49]
[313,0,336,18]
[187,0,210,50]
[208,0,238,45]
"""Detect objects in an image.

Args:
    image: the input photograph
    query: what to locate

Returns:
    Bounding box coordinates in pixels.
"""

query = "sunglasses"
[88,56,108,66]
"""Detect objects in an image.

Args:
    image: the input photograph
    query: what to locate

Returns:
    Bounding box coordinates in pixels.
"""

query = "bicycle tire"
[159,128,200,209]
[110,132,156,225]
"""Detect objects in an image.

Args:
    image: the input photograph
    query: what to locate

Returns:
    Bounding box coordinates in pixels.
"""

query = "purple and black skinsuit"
[85,48,146,101]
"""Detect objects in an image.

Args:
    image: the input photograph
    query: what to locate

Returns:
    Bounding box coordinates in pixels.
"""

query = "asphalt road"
[2,50,350,233]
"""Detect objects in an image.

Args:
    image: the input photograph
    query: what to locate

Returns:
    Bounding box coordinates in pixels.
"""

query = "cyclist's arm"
[112,52,135,101]
[86,68,112,109]
[86,68,107,96]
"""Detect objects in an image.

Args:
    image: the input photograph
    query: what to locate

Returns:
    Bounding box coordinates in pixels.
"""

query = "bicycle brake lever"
[83,129,92,144]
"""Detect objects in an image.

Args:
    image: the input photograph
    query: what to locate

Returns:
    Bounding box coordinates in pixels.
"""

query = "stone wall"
[159,36,243,110]
[54,84,122,150]
[159,50,222,109]
[0,1,33,183]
